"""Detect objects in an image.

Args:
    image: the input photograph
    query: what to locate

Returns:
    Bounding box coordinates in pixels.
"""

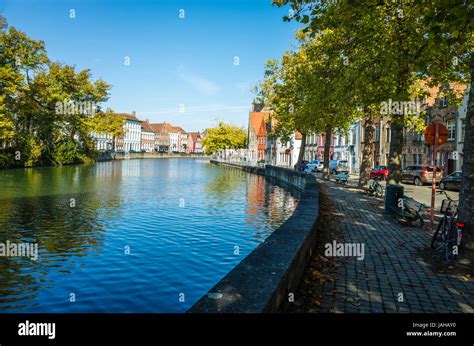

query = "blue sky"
[1,0,300,132]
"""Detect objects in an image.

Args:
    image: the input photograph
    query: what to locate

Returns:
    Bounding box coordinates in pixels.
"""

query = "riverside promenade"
[289,179,474,313]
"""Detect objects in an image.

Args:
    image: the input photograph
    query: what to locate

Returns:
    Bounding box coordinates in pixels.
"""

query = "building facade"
[91,132,113,151]
[400,83,467,174]
[140,120,155,152]
[248,105,270,164]
[114,112,142,152]
[347,121,361,173]
[150,123,171,152]
[187,132,203,153]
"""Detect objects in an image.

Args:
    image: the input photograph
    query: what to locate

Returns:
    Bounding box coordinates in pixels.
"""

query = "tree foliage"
[201,121,247,155]
[0,16,119,167]
[274,0,473,183]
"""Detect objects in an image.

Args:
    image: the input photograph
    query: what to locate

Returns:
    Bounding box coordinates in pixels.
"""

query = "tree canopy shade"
[273,0,473,183]
[274,0,474,254]
[201,121,247,155]
[255,29,361,174]
[0,16,121,167]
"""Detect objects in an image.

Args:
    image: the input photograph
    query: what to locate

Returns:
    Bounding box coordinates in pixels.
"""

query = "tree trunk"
[458,54,474,251]
[388,117,404,184]
[323,124,332,180]
[359,113,375,187]
[295,133,306,171]
[387,5,407,185]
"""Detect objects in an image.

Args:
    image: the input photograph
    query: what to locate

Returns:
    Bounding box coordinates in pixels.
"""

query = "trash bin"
[385,184,404,214]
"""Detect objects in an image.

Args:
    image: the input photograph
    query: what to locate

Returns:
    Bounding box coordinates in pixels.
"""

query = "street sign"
[424,123,448,145]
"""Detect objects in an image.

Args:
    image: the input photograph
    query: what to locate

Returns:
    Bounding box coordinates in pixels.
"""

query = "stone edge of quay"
[187,160,320,313]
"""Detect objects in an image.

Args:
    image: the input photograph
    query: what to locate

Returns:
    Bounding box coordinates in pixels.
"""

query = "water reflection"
[0,159,297,312]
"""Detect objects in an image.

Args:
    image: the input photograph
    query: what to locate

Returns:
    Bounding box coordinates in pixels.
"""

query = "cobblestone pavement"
[299,180,473,313]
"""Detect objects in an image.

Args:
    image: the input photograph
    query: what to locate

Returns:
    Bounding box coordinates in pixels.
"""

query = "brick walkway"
[293,180,474,313]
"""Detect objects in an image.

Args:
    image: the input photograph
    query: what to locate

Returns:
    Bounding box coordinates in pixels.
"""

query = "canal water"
[0,159,298,312]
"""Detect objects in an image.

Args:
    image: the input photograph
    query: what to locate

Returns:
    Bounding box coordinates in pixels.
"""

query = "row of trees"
[0,16,123,168]
[254,2,473,250]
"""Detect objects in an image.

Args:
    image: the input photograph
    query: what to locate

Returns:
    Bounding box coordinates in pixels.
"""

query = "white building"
[333,131,348,162]
[140,120,155,153]
[346,121,361,173]
[114,113,142,152]
[91,132,113,151]
[179,131,188,153]
[168,131,180,152]
[273,132,302,168]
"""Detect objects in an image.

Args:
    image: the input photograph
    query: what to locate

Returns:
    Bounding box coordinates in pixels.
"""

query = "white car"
[304,160,324,173]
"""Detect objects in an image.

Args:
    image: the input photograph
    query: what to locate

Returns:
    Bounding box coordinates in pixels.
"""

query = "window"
[413,132,422,142]
[386,127,390,142]
[375,124,380,141]
[447,120,455,141]
[403,126,408,142]
[440,96,448,107]
[413,154,422,165]
[403,154,407,168]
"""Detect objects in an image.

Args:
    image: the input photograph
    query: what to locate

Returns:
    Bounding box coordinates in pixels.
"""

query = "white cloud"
[177,65,220,96]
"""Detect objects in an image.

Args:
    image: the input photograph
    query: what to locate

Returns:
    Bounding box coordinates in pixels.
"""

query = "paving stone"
[312,180,474,314]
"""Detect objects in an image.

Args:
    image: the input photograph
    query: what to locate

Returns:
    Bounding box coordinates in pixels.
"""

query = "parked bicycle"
[366,179,384,198]
[390,195,426,228]
[431,190,463,263]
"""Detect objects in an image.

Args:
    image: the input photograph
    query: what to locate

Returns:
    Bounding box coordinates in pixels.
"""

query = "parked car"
[329,160,349,174]
[294,160,310,171]
[439,171,461,191]
[370,166,390,180]
[401,165,443,186]
[304,160,324,173]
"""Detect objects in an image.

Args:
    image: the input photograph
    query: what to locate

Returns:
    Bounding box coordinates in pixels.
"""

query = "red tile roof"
[171,126,186,133]
[150,122,181,133]
[188,132,201,142]
[249,111,270,135]
[115,113,142,122]
[141,120,155,133]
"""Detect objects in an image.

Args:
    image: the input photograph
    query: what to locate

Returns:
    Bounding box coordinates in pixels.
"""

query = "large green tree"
[275,0,474,253]
[0,16,114,167]
[256,30,359,176]
[201,121,247,155]
[274,0,472,183]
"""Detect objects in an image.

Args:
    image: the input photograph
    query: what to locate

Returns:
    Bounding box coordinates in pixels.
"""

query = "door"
[447,159,456,175]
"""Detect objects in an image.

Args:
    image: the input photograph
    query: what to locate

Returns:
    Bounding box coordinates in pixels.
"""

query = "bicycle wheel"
[431,217,447,249]
[445,221,459,263]
[412,212,424,228]
[376,184,383,197]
